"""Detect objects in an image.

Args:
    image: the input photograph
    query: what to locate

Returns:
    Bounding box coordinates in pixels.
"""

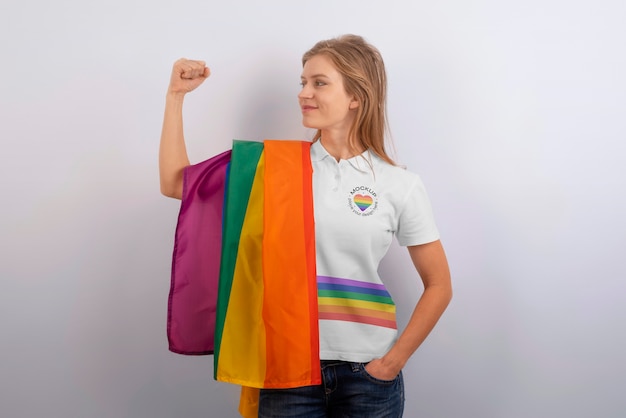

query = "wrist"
[380,351,407,373]
[166,90,186,102]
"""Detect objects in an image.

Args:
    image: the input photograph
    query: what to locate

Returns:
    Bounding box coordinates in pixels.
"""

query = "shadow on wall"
[232,51,308,142]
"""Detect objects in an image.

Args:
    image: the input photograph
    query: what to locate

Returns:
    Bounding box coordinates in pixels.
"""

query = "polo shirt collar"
[310,139,373,165]
[310,140,331,162]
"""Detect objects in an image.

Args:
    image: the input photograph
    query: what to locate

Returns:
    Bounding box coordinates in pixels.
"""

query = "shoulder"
[370,153,424,188]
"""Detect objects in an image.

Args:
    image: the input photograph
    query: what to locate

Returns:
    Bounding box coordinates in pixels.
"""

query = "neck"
[319,130,364,161]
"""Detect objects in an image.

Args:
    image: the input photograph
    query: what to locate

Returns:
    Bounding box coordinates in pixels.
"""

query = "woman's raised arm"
[159,58,210,199]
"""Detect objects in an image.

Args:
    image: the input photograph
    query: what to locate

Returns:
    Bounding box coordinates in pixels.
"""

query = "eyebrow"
[301,73,330,79]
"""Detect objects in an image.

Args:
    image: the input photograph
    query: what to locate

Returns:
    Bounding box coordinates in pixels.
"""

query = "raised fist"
[167,58,210,95]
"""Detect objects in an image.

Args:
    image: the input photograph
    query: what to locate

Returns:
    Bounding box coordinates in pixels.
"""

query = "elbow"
[159,167,186,200]
[444,280,453,308]
[160,181,182,200]
[433,277,453,306]
[446,286,453,305]
[444,275,453,302]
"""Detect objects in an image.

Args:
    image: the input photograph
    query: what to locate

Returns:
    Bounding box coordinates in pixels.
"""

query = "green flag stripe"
[213,140,264,375]
[317,289,395,305]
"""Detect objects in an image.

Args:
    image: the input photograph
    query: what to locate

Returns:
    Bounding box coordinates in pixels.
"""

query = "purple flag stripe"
[316,275,386,291]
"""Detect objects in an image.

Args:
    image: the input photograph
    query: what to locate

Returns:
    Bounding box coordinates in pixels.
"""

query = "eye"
[315,80,326,87]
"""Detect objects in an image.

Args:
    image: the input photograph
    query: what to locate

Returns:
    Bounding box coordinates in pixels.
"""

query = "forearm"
[159,92,190,199]
[381,283,452,372]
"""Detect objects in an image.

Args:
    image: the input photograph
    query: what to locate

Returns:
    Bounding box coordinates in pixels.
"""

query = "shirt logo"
[354,194,373,211]
[348,186,378,216]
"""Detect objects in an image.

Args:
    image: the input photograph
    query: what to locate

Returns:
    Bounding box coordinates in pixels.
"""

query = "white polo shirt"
[310,140,440,362]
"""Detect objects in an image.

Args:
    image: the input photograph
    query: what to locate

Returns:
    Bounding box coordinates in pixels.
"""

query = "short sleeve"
[395,176,440,246]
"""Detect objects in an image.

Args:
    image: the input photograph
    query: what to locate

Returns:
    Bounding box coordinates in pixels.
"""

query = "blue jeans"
[258,361,404,417]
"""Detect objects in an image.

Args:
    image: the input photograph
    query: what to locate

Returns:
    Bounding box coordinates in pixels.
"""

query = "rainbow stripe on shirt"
[317,276,397,329]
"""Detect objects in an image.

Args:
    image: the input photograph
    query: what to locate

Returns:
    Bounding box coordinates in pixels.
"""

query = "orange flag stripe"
[262,140,320,388]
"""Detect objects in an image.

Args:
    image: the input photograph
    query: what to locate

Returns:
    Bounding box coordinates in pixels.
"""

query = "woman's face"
[298,54,358,134]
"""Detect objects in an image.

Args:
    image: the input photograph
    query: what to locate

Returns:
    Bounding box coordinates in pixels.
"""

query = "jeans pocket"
[358,362,401,384]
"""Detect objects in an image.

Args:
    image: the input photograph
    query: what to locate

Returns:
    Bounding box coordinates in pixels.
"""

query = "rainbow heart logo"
[353,194,373,211]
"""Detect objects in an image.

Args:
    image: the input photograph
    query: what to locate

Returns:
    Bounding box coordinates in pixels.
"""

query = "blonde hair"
[302,34,395,165]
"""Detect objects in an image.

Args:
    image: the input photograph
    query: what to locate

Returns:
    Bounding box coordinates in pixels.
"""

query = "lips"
[301,105,318,113]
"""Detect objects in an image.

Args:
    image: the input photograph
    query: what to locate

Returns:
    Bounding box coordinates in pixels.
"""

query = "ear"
[349,98,359,110]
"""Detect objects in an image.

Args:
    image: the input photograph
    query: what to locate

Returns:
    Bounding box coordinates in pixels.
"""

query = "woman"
[160,34,452,418]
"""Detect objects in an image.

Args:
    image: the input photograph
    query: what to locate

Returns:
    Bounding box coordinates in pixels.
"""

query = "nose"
[298,84,313,100]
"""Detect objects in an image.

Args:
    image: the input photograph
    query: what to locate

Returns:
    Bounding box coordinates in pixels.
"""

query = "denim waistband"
[321,360,351,366]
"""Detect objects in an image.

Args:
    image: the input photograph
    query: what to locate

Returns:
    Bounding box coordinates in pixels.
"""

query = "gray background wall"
[1,0,625,417]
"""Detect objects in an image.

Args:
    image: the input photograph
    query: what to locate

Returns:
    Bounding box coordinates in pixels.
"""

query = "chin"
[302,119,317,129]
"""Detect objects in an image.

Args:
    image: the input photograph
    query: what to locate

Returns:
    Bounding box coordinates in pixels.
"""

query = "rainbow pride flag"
[167,140,320,415]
